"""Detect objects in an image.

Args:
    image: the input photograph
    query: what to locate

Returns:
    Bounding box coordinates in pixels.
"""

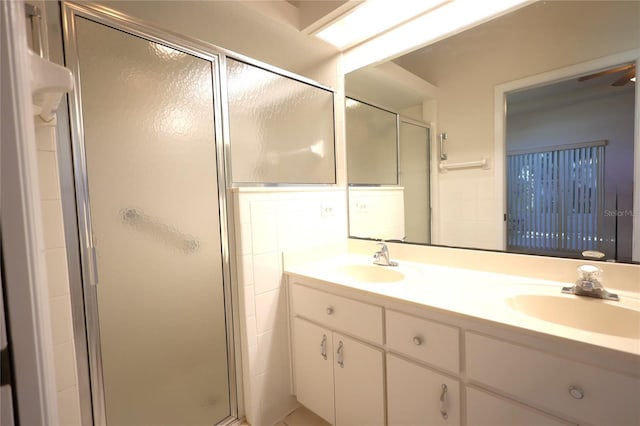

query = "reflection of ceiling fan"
[578,63,636,86]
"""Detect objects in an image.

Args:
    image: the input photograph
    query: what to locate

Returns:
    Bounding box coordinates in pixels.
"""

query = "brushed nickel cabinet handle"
[440,384,449,420]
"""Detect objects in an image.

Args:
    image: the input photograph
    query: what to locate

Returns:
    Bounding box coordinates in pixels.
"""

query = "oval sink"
[506,294,640,338]
[334,264,405,283]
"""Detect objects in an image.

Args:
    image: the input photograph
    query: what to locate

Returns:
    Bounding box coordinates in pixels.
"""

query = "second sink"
[506,294,640,338]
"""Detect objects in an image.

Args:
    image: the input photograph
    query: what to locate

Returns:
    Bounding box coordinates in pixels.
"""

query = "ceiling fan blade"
[612,69,636,86]
[578,63,635,82]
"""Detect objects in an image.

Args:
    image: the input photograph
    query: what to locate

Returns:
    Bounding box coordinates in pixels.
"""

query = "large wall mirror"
[345,0,639,263]
[346,98,432,244]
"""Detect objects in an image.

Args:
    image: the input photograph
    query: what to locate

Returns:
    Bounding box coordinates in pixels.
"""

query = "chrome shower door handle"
[89,245,99,286]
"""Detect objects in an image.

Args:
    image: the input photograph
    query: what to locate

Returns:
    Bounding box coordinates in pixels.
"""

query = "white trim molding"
[0,0,59,424]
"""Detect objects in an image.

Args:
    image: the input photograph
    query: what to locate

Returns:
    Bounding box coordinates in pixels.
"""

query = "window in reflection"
[506,65,635,261]
[507,144,606,255]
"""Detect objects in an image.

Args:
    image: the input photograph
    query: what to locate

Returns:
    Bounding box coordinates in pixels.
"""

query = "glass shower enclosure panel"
[345,98,398,185]
[226,58,336,184]
[74,17,230,425]
[399,121,431,244]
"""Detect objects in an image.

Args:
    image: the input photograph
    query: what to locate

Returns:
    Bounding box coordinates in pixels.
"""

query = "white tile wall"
[438,170,500,250]
[35,119,82,426]
[348,187,405,240]
[233,188,347,426]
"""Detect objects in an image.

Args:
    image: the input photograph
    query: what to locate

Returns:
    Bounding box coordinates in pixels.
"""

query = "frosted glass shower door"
[74,18,230,425]
[399,121,431,244]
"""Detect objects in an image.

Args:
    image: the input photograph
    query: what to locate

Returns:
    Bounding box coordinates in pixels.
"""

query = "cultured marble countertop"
[285,254,640,358]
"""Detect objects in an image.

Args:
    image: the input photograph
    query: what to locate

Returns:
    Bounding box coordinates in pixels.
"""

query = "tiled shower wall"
[35,118,82,425]
[348,187,405,240]
[437,169,499,250]
[233,188,347,426]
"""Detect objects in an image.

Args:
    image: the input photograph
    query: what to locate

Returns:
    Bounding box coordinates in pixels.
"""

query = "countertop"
[285,254,640,358]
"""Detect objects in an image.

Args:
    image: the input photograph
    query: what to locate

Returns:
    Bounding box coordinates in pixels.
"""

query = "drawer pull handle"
[413,336,423,346]
[326,307,334,315]
[320,334,327,360]
[337,341,344,368]
[568,385,584,400]
[440,384,449,420]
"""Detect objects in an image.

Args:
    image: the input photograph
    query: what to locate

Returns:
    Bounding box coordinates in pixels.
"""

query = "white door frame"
[494,48,640,260]
[0,0,59,424]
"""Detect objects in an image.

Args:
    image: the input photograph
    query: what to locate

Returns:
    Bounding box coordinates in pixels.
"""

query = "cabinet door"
[333,333,385,426]
[293,318,335,424]
[387,354,460,426]
[466,332,640,426]
[467,387,574,426]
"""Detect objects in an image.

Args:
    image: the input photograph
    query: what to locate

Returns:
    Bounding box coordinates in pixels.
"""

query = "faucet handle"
[577,264,602,287]
[562,264,619,301]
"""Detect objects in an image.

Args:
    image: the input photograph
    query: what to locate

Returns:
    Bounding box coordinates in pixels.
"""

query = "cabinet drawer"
[467,387,574,426]
[387,354,460,426]
[386,309,459,373]
[290,283,384,344]
[466,332,640,426]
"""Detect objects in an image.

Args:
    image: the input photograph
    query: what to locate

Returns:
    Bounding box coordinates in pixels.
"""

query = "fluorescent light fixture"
[343,0,533,72]
[316,0,450,49]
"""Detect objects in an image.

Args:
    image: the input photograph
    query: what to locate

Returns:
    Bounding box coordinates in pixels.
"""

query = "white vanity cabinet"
[385,309,460,374]
[385,309,462,425]
[466,387,574,426]
[290,284,385,426]
[387,354,461,426]
[466,332,640,426]
[287,273,640,426]
[292,318,335,423]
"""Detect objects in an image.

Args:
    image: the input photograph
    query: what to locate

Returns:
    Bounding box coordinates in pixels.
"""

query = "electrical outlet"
[320,203,334,217]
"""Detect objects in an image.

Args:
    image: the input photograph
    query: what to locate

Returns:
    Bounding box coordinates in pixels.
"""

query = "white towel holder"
[439,157,489,172]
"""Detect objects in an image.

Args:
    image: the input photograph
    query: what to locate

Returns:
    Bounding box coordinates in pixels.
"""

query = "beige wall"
[94,0,340,89]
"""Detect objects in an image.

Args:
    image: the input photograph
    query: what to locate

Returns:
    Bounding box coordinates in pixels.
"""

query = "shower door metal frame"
[61,3,241,425]
[398,116,432,244]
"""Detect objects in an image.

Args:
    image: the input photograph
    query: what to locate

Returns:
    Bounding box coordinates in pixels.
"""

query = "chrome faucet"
[561,264,619,301]
[373,242,398,267]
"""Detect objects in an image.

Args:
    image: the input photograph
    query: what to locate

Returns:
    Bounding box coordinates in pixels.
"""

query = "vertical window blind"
[507,142,606,254]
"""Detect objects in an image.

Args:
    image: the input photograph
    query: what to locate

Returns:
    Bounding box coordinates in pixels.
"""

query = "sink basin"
[334,264,405,283]
[506,294,640,338]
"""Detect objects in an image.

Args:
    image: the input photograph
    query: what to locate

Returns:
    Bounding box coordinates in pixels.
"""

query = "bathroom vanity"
[285,252,640,426]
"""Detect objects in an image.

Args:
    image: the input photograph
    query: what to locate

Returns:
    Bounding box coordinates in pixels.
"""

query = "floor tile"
[282,406,330,426]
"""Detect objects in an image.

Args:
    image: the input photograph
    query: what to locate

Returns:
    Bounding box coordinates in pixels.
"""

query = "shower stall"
[62,3,238,425]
